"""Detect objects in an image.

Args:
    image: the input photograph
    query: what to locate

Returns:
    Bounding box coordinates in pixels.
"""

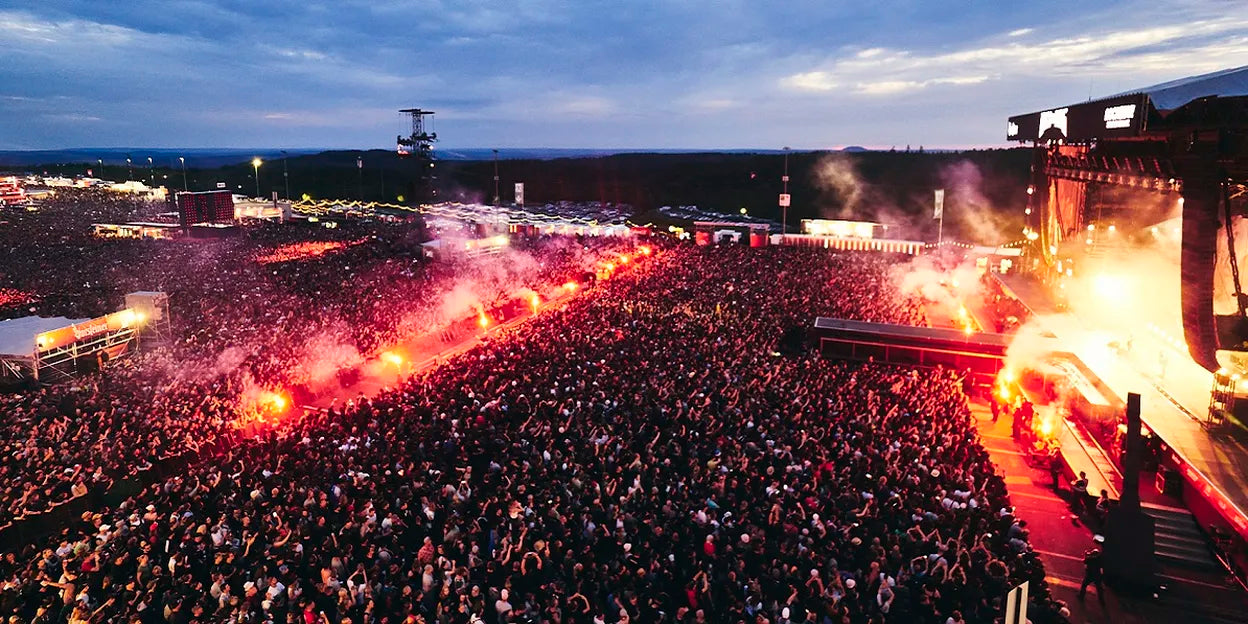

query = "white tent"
[0,316,86,358]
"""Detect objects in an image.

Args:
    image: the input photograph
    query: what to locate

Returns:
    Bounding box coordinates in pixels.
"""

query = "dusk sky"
[1,0,1245,150]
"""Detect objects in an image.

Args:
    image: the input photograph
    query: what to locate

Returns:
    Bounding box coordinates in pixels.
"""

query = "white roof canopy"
[0,316,86,358]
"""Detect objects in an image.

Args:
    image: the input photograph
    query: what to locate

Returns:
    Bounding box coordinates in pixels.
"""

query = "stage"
[995,272,1248,541]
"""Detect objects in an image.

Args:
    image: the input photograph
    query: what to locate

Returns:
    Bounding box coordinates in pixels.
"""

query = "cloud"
[782,71,838,92]
[552,96,616,117]
[41,113,102,122]
[780,14,1248,95]
[1,1,1246,149]
[0,9,136,47]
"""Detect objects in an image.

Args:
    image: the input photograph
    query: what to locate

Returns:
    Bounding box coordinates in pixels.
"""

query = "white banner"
[778,193,791,208]
[934,189,945,220]
[1004,581,1029,624]
[514,183,525,206]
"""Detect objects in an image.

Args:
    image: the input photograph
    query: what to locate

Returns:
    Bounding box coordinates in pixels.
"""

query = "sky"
[0,0,1245,150]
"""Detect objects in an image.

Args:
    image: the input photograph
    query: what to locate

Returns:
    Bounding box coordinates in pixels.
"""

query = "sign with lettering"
[36,309,138,352]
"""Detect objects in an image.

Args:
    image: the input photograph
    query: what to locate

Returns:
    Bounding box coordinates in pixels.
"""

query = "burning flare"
[264,391,289,412]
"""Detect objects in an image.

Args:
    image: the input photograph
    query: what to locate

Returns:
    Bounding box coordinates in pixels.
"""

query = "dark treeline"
[29,148,1034,243]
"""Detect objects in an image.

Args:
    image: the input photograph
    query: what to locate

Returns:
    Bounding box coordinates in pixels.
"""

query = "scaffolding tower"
[396,108,439,205]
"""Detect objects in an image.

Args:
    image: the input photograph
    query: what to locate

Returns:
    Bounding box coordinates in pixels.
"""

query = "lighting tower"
[397,108,438,205]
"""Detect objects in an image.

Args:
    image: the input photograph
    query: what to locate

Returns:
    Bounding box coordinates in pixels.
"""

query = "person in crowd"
[1079,543,1105,599]
[1071,472,1090,514]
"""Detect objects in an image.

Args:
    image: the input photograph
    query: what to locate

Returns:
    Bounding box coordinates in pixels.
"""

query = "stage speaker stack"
[1180,183,1221,372]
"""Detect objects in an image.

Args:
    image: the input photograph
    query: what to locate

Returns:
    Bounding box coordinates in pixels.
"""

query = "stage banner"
[514,183,525,206]
[934,189,945,219]
[36,309,138,352]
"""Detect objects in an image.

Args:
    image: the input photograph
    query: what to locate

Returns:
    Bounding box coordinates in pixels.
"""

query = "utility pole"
[282,150,290,200]
[492,149,500,207]
[781,146,791,235]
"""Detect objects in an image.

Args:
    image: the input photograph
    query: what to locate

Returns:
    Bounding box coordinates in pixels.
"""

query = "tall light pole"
[147,157,154,185]
[251,157,262,198]
[492,149,500,207]
[281,150,290,200]
[356,156,364,201]
[178,157,187,190]
[96,159,102,179]
[126,156,133,180]
[781,146,791,235]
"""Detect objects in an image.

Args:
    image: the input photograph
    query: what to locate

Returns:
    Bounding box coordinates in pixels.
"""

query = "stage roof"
[812,317,1017,349]
[1109,65,1248,112]
[1007,65,1248,142]
[0,316,86,358]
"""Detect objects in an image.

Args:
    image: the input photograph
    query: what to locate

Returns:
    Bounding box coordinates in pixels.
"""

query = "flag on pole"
[934,189,945,219]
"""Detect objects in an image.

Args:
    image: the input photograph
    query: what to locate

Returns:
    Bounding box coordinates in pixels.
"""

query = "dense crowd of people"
[0,192,1064,623]
[0,189,634,526]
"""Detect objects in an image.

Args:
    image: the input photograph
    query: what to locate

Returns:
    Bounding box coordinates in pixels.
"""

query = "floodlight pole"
[282,150,290,200]
[782,146,790,235]
[493,149,500,207]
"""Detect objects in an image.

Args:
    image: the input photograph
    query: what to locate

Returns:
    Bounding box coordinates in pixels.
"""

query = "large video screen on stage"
[177,190,234,226]
[1008,93,1148,143]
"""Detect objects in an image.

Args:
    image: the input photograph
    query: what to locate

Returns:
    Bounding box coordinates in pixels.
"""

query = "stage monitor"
[176,190,234,227]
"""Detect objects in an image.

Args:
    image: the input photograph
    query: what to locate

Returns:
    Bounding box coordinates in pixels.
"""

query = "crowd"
[0,226,1065,623]
[0,188,634,526]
